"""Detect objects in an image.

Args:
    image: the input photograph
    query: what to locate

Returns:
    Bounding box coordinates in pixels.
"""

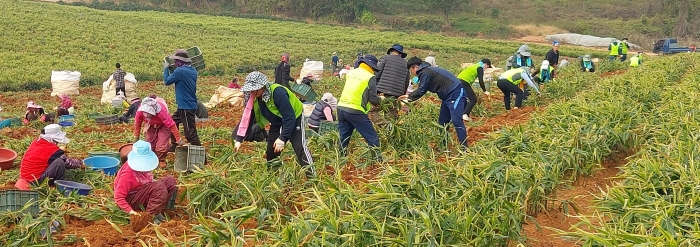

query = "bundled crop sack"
[51,71,81,96]
[297,60,324,82]
[100,73,138,104]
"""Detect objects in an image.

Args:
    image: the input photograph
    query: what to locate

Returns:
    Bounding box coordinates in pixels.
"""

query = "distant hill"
[55,0,700,46]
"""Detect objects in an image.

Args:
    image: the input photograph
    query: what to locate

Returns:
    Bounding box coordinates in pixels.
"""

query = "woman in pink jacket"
[133,97,184,168]
[113,140,176,224]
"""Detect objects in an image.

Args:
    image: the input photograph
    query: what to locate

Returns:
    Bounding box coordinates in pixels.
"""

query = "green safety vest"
[621,42,628,55]
[338,68,375,113]
[500,68,526,85]
[253,84,303,128]
[457,63,481,83]
[610,43,620,56]
[629,56,640,67]
[539,66,553,81]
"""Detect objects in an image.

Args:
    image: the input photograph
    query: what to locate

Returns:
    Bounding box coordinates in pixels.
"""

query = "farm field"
[2,0,700,246]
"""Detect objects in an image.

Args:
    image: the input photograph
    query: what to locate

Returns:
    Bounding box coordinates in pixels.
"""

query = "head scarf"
[242,71,272,103]
[321,93,338,110]
[59,93,72,109]
[137,97,161,116]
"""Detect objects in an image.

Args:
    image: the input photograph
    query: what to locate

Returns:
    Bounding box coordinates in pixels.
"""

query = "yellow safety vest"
[610,43,620,56]
[499,68,526,85]
[253,84,303,128]
[338,69,375,113]
[629,56,640,67]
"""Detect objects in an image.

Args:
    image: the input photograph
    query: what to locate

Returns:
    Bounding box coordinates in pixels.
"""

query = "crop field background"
[2,0,700,246]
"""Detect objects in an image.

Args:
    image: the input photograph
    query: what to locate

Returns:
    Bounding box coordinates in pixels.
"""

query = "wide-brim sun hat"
[26,101,43,109]
[41,124,70,144]
[240,71,270,92]
[127,140,158,172]
[387,44,407,58]
[168,49,192,63]
[359,54,380,71]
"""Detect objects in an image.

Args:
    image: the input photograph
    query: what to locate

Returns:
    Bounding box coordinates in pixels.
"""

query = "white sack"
[298,60,324,81]
[51,71,81,96]
[100,73,139,104]
[202,86,244,109]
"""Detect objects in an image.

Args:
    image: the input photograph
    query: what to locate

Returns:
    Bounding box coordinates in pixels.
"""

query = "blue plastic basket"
[58,121,74,128]
[54,180,92,196]
[83,156,120,176]
[58,115,75,122]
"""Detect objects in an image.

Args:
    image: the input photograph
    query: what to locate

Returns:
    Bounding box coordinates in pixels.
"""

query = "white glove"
[483,91,491,96]
[273,139,285,153]
[163,62,170,69]
[379,95,386,100]
[234,141,241,151]
[128,210,141,216]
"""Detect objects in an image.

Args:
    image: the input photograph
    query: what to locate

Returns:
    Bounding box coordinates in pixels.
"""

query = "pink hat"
[26,101,43,109]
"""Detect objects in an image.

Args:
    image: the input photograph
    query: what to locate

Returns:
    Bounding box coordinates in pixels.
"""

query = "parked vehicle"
[653,38,697,55]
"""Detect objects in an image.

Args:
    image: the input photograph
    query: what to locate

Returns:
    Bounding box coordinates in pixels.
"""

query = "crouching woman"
[114,141,177,223]
[15,124,84,189]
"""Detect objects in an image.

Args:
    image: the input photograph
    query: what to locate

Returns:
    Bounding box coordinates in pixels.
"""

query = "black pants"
[171,109,201,146]
[460,79,478,116]
[497,79,524,110]
[116,86,126,95]
[36,158,67,186]
[266,117,314,173]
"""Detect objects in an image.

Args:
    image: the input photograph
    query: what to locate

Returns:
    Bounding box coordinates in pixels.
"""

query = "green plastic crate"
[0,190,40,215]
[290,83,318,102]
[165,46,205,72]
[174,145,206,172]
[318,121,338,135]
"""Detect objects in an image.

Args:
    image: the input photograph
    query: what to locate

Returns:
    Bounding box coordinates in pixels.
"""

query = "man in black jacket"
[544,41,560,78]
[274,52,295,88]
[119,97,141,123]
[371,44,411,124]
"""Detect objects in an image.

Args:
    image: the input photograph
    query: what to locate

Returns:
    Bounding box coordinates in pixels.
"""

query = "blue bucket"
[83,156,120,176]
[54,180,93,196]
[59,115,75,122]
[58,121,74,128]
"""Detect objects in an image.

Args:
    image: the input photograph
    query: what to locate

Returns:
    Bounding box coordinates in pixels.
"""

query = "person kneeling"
[114,140,177,224]
[15,124,84,190]
[307,93,337,133]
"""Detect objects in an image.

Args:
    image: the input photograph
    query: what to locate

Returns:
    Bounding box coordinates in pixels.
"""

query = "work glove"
[378,93,386,101]
[163,62,170,69]
[273,139,286,153]
[234,141,242,151]
[128,210,141,216]
[483,91,491,96]
[176,138,186,146]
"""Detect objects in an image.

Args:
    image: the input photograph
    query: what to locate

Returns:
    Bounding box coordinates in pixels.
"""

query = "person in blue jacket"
[163,49,201,149]
[400,57,469,150]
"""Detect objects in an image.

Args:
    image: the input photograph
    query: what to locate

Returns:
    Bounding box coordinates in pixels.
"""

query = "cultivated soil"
[520,149,635,246]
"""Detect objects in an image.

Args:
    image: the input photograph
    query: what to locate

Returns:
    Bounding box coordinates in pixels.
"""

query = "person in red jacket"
[134,97,184,168]
[15,124,84,190]
[113,140,176,224]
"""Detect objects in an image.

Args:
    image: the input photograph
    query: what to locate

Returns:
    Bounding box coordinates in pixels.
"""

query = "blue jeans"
[338,109,380,154]
[609,55,618,62]
[438,87,468,147]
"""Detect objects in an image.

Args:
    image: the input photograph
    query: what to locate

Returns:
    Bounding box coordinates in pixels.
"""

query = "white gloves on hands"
[483,91,491,96]
[273,139,286,153]
[234,141,241,151]
[128,210,140,216]
[163,62,170,69]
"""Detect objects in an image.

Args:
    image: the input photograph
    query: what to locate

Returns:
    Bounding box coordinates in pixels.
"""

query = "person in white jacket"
[424,51,437,67]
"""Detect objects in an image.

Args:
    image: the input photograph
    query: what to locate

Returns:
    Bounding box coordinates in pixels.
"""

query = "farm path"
[520,149,634,246]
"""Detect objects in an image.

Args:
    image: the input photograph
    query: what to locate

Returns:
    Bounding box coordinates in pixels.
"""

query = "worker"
[120,97,141,123]
[629,52,642,67]
[23,101,54,124]
[425,51,437,67]
[533,60,554,85]
[372,44,410,124]
[496,67,541,110]
[544,41,560,78]
[133,97,184,168]
[337,54,383,160]
[307,93,337,133]
[620,38,630,62]
[580,55,596,72]
[15,124,84,190]
[608,40,622,62]
[57,93,73,117]
[113,140,176,224]
[234,71,315,178]
[456,58,492,122]
[511,45,534,70]
[164,49,201,150]
[402,57,469,150]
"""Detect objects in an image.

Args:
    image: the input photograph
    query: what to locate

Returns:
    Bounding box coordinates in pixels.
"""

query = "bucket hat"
[168,49,192,63]
[358,54,379,71]
[127,140,158,172]
[583,54,592,62]
[387,44,407,58]
[41,124,70,144]
[240,71,271,92]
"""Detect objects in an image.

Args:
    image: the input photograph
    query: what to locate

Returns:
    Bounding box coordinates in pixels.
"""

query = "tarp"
[298,60,324,82]
[51,71,81,96]
[545,33,642,50]
[202,86,243,109]
[100,73,138,104]
[460,64,505,82]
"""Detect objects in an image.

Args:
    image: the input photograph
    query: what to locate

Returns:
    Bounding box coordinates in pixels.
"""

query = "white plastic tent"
[545,33,642,50]
[100,73,138,104]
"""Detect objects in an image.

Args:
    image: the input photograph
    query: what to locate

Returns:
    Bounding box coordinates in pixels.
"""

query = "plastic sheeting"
[545,33,642,50]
